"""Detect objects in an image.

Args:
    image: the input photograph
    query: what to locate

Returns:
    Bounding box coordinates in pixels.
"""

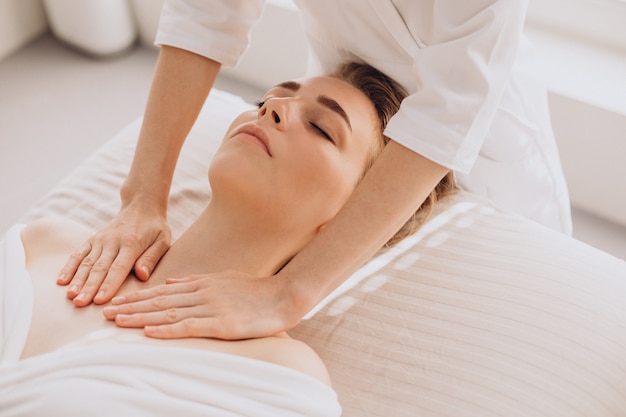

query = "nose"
[258,97,291,128]
[259,107,281,123]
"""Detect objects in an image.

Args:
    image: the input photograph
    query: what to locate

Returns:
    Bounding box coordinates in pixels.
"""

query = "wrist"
[275,271,318,329]
[120,180,168,216]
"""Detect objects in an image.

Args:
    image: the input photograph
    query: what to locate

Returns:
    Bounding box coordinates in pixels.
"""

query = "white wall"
[0,0,48,61]
[549,93,626,226]
[525,23,626,227]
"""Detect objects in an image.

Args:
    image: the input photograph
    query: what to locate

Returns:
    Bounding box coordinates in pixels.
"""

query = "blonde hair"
[331,62,457,248]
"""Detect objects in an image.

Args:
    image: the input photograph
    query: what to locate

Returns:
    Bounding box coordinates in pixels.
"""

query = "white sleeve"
[155,0,265,67]
[384,0,528,174]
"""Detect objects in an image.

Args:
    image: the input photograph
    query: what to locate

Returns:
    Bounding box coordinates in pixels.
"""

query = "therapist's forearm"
[279,141,449,318]
[122,45,221,210]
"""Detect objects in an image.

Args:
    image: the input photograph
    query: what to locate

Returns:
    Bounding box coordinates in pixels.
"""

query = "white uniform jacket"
[156,0,572,234]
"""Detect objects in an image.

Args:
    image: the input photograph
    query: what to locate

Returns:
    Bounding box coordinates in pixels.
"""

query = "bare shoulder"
[258,334,333,386]
[21,217,94,261]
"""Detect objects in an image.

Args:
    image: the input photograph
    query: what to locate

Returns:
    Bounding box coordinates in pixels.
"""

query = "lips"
[232,124,272,156]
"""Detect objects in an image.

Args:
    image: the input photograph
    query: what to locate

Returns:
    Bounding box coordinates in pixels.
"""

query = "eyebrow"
[276,80,301,91]
[274,81,352,131]
[318,95,352,131]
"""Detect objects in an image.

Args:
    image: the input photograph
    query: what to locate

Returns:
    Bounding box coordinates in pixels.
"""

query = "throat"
[149,208,291,282]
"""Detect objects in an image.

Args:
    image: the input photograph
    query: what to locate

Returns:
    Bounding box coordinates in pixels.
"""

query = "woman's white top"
[156,0,572,234]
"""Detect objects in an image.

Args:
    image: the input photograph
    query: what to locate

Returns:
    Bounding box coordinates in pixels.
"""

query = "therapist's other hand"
[57,202,171,307]
[102,271,298,340]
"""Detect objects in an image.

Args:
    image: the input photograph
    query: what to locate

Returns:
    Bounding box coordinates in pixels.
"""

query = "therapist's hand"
[57,201,171,307]
[102,271,300,340]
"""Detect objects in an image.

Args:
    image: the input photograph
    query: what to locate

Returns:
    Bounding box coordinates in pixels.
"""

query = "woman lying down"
[0,62,454,416]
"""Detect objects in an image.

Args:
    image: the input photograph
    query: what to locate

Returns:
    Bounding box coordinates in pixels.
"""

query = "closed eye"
[257,97,335,144]
[310,122,334,144]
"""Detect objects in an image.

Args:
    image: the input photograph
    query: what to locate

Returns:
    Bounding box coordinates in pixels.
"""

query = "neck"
[150,201,299,282]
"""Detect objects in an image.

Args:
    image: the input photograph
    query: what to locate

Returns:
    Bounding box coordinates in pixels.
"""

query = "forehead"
[286,76,367,102]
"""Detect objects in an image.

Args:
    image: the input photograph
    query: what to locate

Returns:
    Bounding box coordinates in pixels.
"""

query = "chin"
[207,153,272,209]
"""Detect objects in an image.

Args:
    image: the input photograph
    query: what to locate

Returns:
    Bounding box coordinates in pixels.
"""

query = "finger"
[110,280,198,306]
[93,246,143,304]
[66,244,103,301]
[144,317,221,339]
[57,242,92,285]
[112,302,204,328]
[165,275,202,284]
[165,277,190,284]
[103,290,201,321]
[134,239,170,281]
[73,246,119,307]
[114,308,188,328]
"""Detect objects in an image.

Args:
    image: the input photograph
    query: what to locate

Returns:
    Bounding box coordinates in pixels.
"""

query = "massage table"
[14,88,626,416]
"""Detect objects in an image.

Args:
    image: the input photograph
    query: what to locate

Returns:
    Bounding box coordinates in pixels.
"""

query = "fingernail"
[111,296,125,305]
[68,285,79,295]
[116,314,130,323]
[95,290,106,300]
[103,306,118,317]
[75,293,86,301]
[56,273,66,283]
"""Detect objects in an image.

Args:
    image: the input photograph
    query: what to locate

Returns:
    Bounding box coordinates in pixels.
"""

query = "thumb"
[135,240,169,281]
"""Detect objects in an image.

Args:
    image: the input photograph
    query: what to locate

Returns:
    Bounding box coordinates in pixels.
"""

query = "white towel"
[0,224,32,368]
[0,343,341,416]
[0,225,341,417]
[0,224,340,416]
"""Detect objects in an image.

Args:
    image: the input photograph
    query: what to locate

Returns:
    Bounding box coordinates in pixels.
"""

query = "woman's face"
[209,75,380,239]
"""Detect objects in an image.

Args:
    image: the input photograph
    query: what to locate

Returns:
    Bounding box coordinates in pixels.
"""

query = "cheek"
[305,140,373,220]
[321,161,361,212]
[223,111,257,137]
[281,147,361,223]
